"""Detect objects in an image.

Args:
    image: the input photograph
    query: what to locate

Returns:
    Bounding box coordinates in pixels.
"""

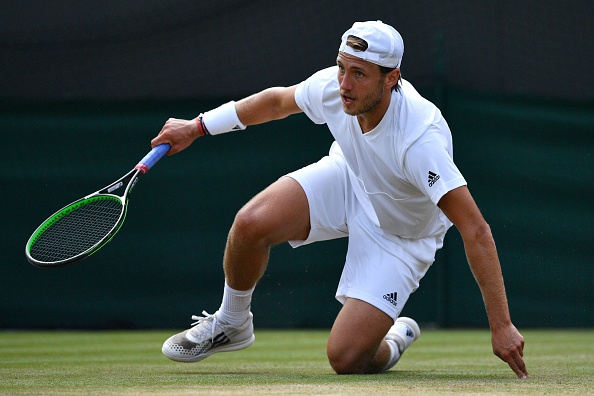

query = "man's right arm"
[151,85,301,155]
[235,85,301,126]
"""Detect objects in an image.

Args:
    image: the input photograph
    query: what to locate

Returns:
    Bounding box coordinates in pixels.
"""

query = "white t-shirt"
[295,66,467,240]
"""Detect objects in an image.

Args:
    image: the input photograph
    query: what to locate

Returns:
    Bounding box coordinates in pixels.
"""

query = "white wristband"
[201,101,247,135]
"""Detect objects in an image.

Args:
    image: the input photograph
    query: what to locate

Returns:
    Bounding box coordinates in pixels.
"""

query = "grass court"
[1,329,592,395]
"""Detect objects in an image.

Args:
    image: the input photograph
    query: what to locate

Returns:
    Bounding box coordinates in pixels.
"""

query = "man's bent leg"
[162,177,310,363]
[216,176,310,335]
[223,176,311,291]
[327,298,394,374]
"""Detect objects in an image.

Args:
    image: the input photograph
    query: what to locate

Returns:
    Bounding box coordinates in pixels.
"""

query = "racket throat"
[134,164,149,174]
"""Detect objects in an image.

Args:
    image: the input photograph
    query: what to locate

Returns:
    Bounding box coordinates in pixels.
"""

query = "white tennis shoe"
[162,310,255,362]
[385,316,421,354]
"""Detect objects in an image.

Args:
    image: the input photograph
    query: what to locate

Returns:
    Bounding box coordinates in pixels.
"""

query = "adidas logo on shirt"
[383,292,398,307]
[428,171,440,187]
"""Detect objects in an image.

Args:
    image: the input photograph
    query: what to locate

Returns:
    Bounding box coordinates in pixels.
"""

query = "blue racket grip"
[135,143,171,173]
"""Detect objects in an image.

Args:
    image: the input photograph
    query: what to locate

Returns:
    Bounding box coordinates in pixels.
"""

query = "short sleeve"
[403,131,467,206]
[294,66,337,125]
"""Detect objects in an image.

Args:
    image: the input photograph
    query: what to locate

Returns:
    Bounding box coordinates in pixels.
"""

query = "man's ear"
[386,69,400,90]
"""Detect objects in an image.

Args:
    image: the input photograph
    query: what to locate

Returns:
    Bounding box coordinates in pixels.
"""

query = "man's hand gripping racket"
[25,144,171,268]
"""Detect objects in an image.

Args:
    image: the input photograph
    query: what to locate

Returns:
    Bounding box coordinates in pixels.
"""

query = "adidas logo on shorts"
[383,292,398,307]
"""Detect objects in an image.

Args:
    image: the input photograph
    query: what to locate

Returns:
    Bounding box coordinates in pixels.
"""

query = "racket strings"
[29,197,124,263]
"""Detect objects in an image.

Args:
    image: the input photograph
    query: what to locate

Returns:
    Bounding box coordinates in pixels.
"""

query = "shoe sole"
[162,334,256,363]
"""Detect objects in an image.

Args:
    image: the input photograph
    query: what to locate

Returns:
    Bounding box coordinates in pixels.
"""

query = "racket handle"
[135,143,171,173]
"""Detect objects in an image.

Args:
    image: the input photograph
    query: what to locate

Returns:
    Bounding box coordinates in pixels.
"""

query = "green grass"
[0,329,592,395]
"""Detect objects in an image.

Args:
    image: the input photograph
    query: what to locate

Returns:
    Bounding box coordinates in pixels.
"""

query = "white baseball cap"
[338,20,404,68]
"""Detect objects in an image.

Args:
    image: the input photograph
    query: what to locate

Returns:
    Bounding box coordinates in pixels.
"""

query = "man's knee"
[328,350,362,374]
[230,201,269,243]
[230,178,310,245]
[326,298,394,374]
[327,344,369,374]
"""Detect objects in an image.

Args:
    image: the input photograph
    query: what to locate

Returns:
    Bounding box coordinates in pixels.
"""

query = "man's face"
[336,52,388,116]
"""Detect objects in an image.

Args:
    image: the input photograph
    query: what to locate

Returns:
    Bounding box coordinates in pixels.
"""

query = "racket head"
[25,194,127,268]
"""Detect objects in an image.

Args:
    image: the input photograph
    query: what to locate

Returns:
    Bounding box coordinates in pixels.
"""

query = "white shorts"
[285,146,434,321]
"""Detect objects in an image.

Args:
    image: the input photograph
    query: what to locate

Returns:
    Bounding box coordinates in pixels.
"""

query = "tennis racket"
[25,143,171,268]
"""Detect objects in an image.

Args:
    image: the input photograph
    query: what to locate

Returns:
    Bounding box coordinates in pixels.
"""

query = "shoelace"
[190,310,219,342]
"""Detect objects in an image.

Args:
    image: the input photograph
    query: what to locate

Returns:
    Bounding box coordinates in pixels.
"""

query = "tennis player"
[151,21,529,378]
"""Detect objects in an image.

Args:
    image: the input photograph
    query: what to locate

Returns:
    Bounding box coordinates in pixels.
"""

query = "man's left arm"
[438,186,530,379]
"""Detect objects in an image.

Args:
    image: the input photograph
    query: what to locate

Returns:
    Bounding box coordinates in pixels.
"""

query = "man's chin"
[342,105,358,116]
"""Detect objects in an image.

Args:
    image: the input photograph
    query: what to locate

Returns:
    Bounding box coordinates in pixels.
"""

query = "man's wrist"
[200,101,247,135]
[195,115,210,137]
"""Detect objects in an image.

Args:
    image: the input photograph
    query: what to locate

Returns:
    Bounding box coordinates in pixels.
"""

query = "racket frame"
[25,143,170,268]
[25,168,142,268]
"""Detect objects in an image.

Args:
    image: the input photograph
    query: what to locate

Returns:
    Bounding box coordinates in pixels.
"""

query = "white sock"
[216,280,254,326]
[384,339,402,371]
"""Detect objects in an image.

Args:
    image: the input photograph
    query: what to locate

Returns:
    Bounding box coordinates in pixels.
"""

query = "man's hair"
[345,35,401,91]
[345,35,369,52]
